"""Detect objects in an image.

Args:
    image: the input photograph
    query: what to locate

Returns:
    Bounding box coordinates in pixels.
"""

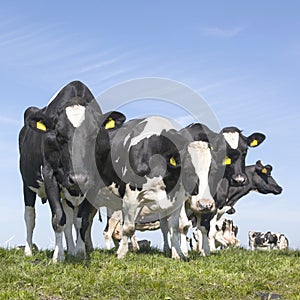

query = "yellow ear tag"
[250,139,258,147]
[261,168,268,174]
[36,121,46,132]
[169,156,177,166]
[223,156,231,165]
[105,117,115,129]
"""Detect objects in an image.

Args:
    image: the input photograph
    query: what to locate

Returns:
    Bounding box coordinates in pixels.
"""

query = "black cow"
[19,81,122,262]
[206,160,283,252]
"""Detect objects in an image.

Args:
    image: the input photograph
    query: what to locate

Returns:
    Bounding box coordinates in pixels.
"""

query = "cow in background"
[249,231,288,250]
[207,160,283,252]
[188,218,239,251]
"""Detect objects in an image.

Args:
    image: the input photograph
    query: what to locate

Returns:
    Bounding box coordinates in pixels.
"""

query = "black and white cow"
[181,126,266,256]
[189,218,239,250]
[19,81,123,262]
[75,116,218,260]
[249,231,289,250]
[207,160,283,252]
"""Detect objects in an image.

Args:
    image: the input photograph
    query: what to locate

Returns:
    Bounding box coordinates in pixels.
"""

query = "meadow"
[0,246,299,299]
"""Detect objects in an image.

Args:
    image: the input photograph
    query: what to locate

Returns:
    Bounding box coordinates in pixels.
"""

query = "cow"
[207,160,283,252]
[180,126,266,256]
[19,80,124,262]
[249,231,288,250]
[101,208,160,251]
[214,218,239,249]
[75,117,218,260]
[188,218,239,250]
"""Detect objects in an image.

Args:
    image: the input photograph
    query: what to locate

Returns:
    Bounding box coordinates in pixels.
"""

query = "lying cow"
[207,160,283,253]
[19,81,123,262]
[188,218,239,250]
[249,231,289,250]
[75,116,217,260]
[101,208,160,251]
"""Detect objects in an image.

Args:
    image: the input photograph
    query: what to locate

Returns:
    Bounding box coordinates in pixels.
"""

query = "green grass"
[0,247,299,299]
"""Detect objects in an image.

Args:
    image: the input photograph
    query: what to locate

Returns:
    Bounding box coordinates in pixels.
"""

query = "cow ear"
[101,111,126,130]
[26,109,54,133]
[247,133,266,147]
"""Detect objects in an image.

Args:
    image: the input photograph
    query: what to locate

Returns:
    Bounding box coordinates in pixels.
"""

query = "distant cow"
[249,231,289,250]
[207,160,283,253]
[101,208,160,251]
[188,218,239,250]
[214,218,240,249]
[19,81,123,262]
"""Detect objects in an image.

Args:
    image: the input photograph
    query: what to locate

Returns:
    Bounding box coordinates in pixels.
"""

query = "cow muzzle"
[191,197,215,213]
[231,173,247,186]
[66,173,88,195]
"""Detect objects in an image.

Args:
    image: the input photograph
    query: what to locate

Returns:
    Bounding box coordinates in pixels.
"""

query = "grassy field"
[0,246,299,300]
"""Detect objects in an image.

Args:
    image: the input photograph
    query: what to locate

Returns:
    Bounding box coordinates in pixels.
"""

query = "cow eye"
[222,156,232,165]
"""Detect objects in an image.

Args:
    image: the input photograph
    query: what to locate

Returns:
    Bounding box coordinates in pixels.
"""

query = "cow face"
[179,124,217,213]
[209,127,265,208]
[216,127,266,186]
[253,161,283,195]
[26,81,125,203]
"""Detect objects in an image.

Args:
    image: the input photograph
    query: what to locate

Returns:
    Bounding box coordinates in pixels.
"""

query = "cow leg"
[179,204,191,257]
[24,187,37,256]
[85,207,97,252]
[62,199,75,256]
[23,187,37,256]
[103,214,121,250]
[75,199,96,258]
[160,217,171,256]
[52,229,65,262]
[196,216,210,257]
[117,188,139,259]
[130,234,139,251]
[208,214,218,253]
[169,207,188,261]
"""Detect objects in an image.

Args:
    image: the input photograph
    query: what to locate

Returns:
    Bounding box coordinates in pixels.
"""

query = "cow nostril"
[68,174,76,186]
[68,174,88,187]
[233,174,247,184]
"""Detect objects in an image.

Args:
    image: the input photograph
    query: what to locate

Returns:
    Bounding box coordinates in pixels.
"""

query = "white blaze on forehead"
[223,131,239,149]
[188,141,212,199]
[66,105,86,128]
[128,116,175,147]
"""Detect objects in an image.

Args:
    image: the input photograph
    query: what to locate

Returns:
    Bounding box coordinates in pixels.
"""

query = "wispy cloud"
[199,26,245,38]
[0,116,21,126]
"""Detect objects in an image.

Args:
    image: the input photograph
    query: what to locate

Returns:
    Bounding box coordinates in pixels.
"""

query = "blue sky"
[1,1,300,251]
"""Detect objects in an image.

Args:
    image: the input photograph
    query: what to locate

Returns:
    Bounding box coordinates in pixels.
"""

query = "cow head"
[26,81,125,203]
[253,160,283,195]
[179,123,216,213]
[209,127,265,208]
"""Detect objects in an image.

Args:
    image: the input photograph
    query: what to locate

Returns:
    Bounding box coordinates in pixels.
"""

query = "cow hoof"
[24,247,33,257]
[75,249,86,259]
[52,253,65,263]
[182,256,190,262]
